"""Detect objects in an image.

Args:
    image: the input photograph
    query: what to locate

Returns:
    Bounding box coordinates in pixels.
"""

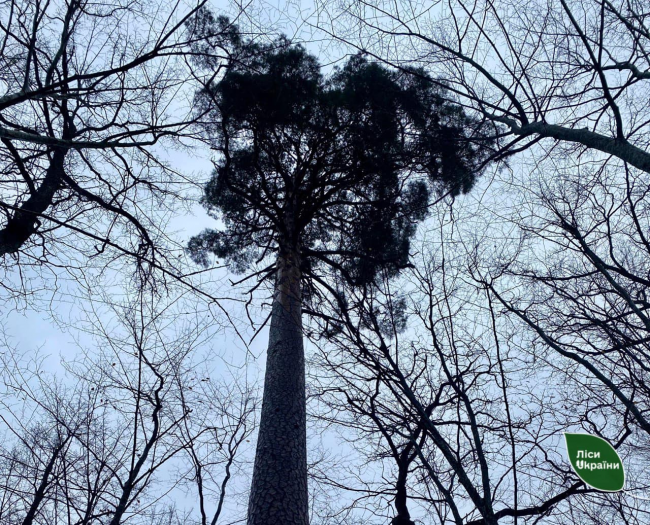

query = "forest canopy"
[1,1,649,524]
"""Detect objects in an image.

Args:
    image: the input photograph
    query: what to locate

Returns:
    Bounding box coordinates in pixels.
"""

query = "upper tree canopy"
[189,33,493,289]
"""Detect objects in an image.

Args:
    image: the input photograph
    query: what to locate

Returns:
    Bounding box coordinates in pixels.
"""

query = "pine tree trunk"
[247,247,309,525]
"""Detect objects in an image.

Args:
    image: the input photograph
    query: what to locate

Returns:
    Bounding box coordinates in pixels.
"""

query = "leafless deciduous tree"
[0,288,255,525]
[0,0,239,298]
[464,149,650,517]
[314,0,650,173]
[306,199,649,524]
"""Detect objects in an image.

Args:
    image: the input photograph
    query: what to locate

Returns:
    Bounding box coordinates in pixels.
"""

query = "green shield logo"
[564,433,625,491]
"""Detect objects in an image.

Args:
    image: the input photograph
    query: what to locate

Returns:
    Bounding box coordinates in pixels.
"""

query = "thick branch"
[498,120,650,174]
[0,147,66,256]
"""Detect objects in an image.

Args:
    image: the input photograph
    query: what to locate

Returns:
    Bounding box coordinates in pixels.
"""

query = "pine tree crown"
[188,29,494,289]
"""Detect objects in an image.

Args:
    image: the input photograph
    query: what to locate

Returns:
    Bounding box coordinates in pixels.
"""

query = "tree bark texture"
[247,247,308,525]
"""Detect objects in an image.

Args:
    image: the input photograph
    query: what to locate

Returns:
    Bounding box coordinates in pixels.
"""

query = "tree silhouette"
[0,0,240,298]
[189,34,492,524]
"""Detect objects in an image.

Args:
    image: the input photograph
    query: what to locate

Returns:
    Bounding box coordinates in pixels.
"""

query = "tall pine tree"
[189,34,492,525]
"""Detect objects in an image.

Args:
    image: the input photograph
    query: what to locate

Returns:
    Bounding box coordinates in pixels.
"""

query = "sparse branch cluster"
[315,0,650,173]
[307,212,649,523]
[0,290,255,525]
[0,0,237,297]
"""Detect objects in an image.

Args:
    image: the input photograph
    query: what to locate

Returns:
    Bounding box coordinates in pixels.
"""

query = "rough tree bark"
[247,244,309,525]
